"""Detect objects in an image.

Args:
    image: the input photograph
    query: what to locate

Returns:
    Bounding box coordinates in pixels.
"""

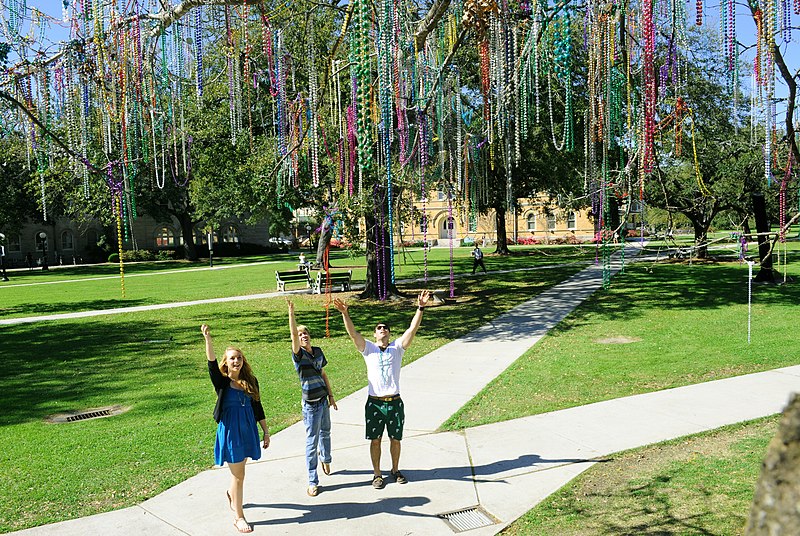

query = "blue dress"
[214,387,262,466]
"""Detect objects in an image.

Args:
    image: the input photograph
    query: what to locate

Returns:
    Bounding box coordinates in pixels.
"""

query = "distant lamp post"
[207,231,214,268]
[305,224,313,252]
[0,233,9,281]
[38,232,49,271]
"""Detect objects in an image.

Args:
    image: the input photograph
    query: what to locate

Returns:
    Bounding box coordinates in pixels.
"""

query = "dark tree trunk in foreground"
[692,221,709,259]
[752,193,774,282]
[494,206,511,254]
[360,209,401,300]
[745,393,800,535]
[177,213,198,261]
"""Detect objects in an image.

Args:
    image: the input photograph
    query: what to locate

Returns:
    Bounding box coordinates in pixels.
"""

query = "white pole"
[747,261,754,344]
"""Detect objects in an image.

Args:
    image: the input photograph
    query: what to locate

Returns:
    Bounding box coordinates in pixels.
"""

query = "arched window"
[222,224,240,243]
[61,230,75,251]
[546,214,557,232]
[155,226,176,247]
[526,213,536,231]
[567,212,576,230]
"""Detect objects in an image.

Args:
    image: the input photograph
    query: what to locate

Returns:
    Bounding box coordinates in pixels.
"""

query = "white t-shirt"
[362,339,405,397]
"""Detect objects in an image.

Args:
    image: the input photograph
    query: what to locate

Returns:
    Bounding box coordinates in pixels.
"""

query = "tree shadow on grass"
[543,261,800,335]
[584,469,738,536]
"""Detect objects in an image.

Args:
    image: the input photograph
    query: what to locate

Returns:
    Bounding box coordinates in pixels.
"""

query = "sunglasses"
[375,325,390,331]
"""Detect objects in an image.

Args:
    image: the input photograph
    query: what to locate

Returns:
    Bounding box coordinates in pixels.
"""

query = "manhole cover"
[438,506,498,533]
[46,405,130,424]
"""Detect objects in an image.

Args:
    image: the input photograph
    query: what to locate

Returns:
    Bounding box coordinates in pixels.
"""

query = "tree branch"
[0,89,103,174]
[148,0,268,38]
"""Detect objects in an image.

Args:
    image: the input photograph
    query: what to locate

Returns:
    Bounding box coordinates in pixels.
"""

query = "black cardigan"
[208,360,266,424]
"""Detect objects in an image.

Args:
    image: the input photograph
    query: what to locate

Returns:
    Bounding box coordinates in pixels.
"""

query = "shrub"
[516,237,540,245]
[461,236,475,246]
[107,253,119,263]
[121,250,158,262]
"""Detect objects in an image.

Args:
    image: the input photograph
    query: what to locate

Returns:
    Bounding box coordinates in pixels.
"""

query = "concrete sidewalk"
[12,244,797,535]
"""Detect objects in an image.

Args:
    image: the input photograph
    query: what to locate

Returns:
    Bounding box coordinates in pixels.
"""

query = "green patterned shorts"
[365,396,405,440]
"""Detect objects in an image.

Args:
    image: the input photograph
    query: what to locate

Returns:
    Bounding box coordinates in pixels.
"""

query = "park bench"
[311,270,352,294]
[275,269,312,292]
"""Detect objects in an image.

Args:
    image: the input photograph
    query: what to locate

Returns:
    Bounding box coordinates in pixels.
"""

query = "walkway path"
[11,244,797,535]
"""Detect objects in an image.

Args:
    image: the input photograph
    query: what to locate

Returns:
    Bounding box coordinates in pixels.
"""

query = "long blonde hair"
[219,347,261,401]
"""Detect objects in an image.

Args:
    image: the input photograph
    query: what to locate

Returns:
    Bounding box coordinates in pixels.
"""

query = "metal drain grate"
[46,405,130,424]
[67,409,112,422]
[439,506,498,533]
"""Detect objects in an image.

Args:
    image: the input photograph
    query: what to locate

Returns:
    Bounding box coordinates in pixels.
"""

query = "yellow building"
[398,191,595,246]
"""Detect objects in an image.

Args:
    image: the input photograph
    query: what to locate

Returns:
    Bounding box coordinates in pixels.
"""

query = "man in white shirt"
[333,290,432,489]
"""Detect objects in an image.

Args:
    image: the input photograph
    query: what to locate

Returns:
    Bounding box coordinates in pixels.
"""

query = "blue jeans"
[302,398,331,485]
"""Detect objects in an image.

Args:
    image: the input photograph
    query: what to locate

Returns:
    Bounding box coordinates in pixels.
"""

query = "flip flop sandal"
[233,518,253,533]
[372,475,384,489]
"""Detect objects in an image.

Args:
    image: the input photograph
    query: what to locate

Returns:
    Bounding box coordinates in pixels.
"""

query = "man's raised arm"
[333,298,367,353]
[397,290,432,350]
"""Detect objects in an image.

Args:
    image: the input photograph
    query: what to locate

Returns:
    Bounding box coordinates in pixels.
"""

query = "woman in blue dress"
[202,324,270,534]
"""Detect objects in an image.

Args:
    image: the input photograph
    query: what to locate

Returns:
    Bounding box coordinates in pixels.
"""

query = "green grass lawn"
[502,416,779,535]
[443,244,800,430]
[0,246,590,533]
[442,240,800,535]
[0,245,595,319]
[2,240,795,533]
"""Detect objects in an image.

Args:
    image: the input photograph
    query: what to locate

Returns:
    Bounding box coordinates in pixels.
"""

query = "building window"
[155,226,176,247]
[7,234,21,252]
[547,214,556,232]
[197,229,219,245]
[526,213,536,231]
[567,212,576,230]
[86,229,98,249]
[437,190,446,201]
[61,230,75,251]
[468,213,477,233]
[222,224,240,243]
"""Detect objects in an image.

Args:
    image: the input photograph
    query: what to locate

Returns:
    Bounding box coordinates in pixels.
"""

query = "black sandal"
[372,475,384,489]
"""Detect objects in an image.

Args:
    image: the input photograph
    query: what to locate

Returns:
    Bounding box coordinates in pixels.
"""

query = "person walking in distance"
[286,299,337,497]
[332,290,432,489]
[471,244,487,274]
[201,324,270,534]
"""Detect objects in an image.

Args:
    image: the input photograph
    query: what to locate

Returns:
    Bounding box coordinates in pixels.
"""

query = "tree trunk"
[314,217,333,268]
[177,213,198,261]
[692,221,708,259]
[360,208,401,300]
[752,193,774,282]
[745,393,800,535]
[494,206,511,254]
